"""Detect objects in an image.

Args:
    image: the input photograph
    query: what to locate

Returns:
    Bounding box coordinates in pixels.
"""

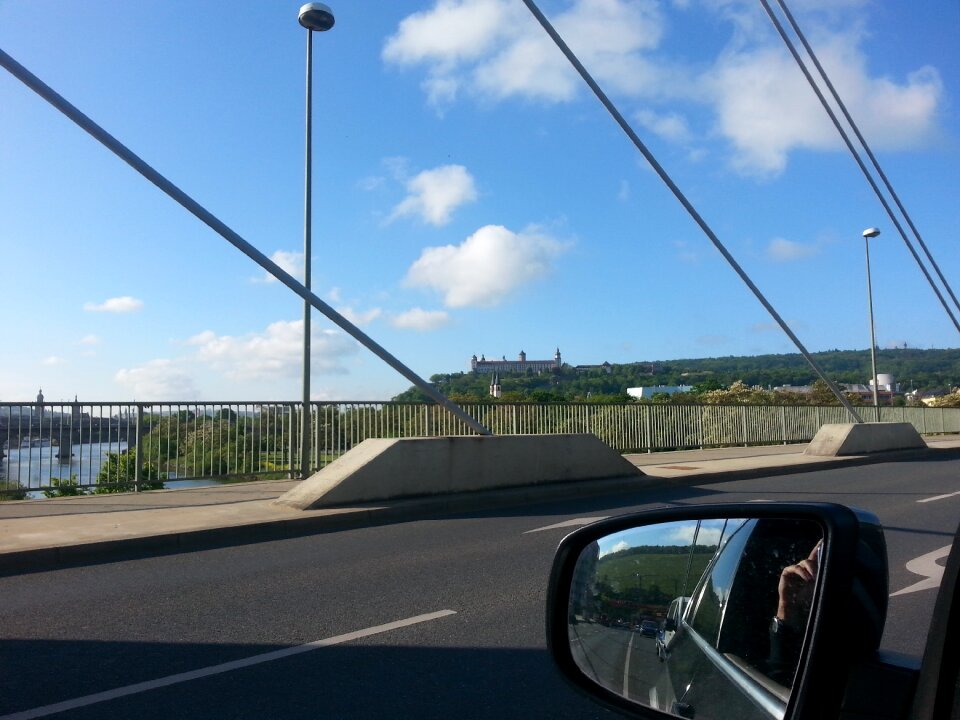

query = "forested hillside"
[392,348,960,403]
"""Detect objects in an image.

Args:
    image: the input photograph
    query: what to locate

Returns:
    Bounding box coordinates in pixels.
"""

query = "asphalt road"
[1,458,956,719]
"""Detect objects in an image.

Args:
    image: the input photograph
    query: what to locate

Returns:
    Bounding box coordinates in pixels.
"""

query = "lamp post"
[862,227,881,422]
[298,3,334,480]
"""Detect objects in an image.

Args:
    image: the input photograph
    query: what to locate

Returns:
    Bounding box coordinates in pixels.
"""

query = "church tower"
[489,373,502,399]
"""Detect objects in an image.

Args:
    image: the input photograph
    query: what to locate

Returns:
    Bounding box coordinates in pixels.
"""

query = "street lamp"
[862,227,881,421]
[298,3,334,480]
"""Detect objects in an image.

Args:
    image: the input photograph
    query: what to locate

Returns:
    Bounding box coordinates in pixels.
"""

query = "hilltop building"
[575,362,613,375]
[471,348,562,375]
[627,385,694,400]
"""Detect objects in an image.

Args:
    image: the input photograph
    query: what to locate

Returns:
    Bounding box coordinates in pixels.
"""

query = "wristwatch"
[770,616,793,636]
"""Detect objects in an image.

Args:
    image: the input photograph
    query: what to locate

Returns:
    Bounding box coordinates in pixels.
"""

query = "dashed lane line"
[622,629,636,700]
[918,490,960,504]
[524,517,609,534]
[0,610,458,720]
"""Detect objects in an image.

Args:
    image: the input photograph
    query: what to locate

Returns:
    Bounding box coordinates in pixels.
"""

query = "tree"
[931,392,960,408]
[809,380,838,406]
[95,450,165,493]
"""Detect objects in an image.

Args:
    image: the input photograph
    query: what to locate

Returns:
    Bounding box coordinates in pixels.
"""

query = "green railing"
[2,401,958,496]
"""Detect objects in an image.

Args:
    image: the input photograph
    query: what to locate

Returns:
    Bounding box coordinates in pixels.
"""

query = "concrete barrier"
[275,434,643,510]
[804,422,927,457]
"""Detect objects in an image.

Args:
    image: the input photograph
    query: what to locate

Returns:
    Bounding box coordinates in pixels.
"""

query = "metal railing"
[2,401,958,497]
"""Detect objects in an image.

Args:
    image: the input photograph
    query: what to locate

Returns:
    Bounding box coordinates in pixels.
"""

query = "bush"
[95,450,165,493]
[43,475,87,498]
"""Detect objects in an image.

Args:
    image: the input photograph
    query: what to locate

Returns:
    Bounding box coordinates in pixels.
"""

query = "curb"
[2,445,957,576]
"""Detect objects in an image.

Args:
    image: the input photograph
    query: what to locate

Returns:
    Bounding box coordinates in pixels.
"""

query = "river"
[0,442,222,496]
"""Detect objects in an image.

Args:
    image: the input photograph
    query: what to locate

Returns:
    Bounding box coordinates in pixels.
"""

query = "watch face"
[770,617,784,634]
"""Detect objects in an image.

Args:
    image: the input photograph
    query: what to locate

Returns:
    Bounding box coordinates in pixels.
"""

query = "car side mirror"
[546,503,888,720]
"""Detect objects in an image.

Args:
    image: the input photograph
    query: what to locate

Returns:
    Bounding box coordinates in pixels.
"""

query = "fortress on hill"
[470,349,562,374]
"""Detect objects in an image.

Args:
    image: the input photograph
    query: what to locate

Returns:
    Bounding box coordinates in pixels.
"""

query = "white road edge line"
[0,610,458,720]
[918,490,960,504]
[524,517,609,534]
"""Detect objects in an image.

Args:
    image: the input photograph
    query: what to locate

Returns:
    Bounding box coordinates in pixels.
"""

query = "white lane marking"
[918,490,960,504]
[890,546,952,597]
[0,610,457,720]
[623,631,636,700]
[524,517,608,534]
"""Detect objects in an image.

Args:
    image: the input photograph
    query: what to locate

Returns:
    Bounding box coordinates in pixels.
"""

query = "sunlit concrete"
[275,434,642,510]
[804,423,926,456]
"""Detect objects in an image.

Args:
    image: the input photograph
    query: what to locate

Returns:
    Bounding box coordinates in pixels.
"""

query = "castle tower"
[554,347,562,368]
[519,350,526,363]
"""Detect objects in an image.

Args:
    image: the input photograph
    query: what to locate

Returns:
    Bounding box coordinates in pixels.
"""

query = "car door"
[656,517,823,720]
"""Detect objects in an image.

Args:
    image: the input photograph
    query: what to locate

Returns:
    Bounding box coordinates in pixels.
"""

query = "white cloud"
[386,2,943,175]
[600,539,631,557]
[383,0,508,66]
[388,165,478,226]
[337,306,383,327]
[254,250,304,284]
[187,320,357,380]
[635,108,692,143]
[705,37,942,174]
[391,308,451,331]
[665,523,725,547]
[42,356,66,366]
[114,359,200,400]
[79,334,100,345]
[767,237,817,262]
[83,296,143,313]
[358,175,385,191]
[404,224,567,307]
[384,0,665,107]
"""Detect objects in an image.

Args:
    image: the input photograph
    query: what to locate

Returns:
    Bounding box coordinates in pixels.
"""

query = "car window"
[688,519,756,646]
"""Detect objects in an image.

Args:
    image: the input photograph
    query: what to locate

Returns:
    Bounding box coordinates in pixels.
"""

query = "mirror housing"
[546,503,887,720]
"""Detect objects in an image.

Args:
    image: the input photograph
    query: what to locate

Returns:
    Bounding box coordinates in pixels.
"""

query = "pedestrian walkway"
[2,437,958,573]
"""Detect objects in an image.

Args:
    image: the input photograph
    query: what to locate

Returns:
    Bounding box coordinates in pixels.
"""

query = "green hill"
[392,347,960,403]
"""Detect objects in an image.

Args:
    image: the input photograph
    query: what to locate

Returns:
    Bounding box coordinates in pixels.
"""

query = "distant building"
[489,373,502,399]
[471,348,562,375]
[575,362,613,375]
[773,385,813,394]
[841,374,899,404]
[627,385,694,400]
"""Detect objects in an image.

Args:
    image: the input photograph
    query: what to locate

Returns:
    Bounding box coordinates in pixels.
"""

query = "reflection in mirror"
[568,518,823,720]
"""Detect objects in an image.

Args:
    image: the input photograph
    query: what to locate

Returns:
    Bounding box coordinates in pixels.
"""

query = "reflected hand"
[776,540,821,630]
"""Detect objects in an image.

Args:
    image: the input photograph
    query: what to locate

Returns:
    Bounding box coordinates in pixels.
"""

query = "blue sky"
[1,0,958,402]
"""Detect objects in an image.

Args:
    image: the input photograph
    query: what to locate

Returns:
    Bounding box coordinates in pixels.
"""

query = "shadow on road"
[0,638,617,719]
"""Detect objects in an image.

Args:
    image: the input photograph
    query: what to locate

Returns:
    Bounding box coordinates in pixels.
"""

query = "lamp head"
[862,227,881,239]
[299,3,335,31]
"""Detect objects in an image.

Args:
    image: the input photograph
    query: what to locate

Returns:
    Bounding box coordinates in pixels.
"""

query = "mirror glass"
[567,518,823,720]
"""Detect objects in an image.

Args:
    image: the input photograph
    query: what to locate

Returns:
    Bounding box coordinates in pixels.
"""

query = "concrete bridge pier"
[55,402,82,463]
